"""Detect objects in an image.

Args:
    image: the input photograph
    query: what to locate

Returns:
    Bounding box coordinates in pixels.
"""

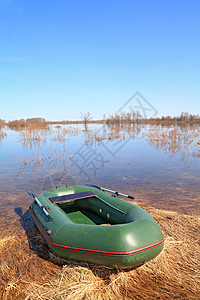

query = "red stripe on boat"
[30,209,164,257]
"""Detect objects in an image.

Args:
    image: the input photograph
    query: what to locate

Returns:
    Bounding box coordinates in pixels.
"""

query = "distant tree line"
[104,111,200,125]
[5,118,47,129]
[105,110,142,125]
[0,119,5,127]
[0,111,199,129]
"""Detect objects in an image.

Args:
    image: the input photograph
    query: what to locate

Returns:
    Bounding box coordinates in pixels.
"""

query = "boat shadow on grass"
[14,207,55,261]
[14,207,132,279]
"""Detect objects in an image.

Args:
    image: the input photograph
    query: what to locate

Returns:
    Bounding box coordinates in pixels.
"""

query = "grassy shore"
[0,203,199,299]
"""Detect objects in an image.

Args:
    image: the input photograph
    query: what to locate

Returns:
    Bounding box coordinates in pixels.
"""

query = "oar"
[27,191,53,221]
[86,184,135,199]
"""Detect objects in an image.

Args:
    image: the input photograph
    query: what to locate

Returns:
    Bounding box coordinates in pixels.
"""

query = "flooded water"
[0,123,199,230]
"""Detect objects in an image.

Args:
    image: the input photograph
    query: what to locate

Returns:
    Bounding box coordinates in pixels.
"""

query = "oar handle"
[27,191,52,221]
[86,184,135,200]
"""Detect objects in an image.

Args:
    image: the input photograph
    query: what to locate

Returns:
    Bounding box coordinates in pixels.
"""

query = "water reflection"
[83,123,142,145]
[17,125,82,149]
[0,123,199,217]
[0,128,7,144]
[15,143,68,178]
[144,125,200,165]
[19,128,49,149]
[14,124,142,175]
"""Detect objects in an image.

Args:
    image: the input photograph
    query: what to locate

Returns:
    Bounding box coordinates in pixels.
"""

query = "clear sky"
[0,0,200,121]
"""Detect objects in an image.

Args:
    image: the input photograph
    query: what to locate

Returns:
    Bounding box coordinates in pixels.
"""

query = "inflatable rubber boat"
[28,185,164,268]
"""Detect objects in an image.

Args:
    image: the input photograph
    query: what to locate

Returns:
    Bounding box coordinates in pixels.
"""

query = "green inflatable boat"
[28,185,164,268]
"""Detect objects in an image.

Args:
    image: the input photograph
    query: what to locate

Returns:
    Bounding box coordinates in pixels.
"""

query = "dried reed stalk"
[0,206,199,299]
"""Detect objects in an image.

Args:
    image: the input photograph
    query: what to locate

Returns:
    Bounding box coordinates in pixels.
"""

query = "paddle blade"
[27,191,36,198]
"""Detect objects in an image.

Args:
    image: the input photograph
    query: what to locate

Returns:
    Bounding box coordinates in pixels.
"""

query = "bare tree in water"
[80,112,92,130]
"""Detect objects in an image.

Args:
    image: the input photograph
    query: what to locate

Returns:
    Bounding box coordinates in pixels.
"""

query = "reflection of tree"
[80,112,92,131]
[144,125,200,165]
[84,123,142,145]
[119,123,143,138]
[0,129,7,144]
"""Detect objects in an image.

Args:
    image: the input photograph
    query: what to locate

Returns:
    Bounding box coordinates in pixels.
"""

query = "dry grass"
[0,206,199,300]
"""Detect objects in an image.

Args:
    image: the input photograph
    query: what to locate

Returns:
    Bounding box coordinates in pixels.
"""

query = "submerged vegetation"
[0,130,7,140]
[144,125,200,165]
[1,114,199,299]
[0,203,199,299]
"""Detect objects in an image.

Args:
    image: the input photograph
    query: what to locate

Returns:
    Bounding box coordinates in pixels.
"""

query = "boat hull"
[30,186,164,268]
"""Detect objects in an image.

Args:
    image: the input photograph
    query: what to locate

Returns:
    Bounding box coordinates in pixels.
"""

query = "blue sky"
[0,0,200,121]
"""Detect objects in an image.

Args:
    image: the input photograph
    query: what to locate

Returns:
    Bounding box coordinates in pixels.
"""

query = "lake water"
[0,123,199,230]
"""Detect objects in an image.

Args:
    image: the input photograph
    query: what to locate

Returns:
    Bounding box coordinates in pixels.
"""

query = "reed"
[0,204,199,299]
[0,130,7,139]
[15,146,66,176]
[144,126,200,165]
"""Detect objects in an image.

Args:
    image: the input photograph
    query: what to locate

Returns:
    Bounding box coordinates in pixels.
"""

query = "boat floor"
[63,207,110,225]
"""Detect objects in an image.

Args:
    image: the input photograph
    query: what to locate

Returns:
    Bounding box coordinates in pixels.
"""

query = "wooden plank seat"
[49,191,97,203]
